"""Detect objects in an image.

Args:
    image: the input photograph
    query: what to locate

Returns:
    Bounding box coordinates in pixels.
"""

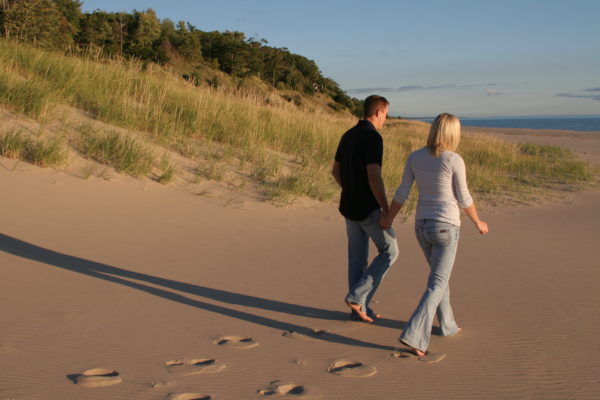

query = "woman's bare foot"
[398,338,425,356]
[345,301,373,323]
[412,348,426,357]
[446,327,463,337]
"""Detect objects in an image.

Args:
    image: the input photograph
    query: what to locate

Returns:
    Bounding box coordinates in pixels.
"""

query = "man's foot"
[349,308,380,321]
[366,307,382,320]
[398,338,425,356]
[349,310,362,321]
[345,300,373,323]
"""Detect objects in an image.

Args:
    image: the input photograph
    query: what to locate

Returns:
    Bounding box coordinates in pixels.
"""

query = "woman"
[379,113,489,356]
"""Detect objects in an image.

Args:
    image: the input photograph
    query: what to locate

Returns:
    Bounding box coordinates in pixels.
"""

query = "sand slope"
[463,125,600,165]
[1,128,599,399]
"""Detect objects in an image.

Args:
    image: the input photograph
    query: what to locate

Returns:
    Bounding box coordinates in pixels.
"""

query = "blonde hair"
[427,113,461,156]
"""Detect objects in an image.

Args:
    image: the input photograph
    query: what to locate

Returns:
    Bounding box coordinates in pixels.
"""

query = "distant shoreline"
[403,115,600,133]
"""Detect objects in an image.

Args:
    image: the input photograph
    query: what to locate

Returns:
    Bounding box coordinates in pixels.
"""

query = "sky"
[80,0,600,117]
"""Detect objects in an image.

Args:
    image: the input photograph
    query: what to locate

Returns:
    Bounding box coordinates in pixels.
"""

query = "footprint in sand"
[392,349,446,363]
[391,350,417,359]
[282,329,328,341]
[417,352,446,363]
[258,380,306,397]
[327,361,377,377]
[214,336,259,349]
[165,358,226,376]
[73,368,122,388]
[168,393,212,400]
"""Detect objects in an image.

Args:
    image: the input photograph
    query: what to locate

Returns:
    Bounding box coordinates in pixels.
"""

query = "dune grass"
[0,129,29,159]
[157,153,176,184]
[0,128,67,167]
[75,125,155,177]
[0,39,597,208]
[27,138,67,167]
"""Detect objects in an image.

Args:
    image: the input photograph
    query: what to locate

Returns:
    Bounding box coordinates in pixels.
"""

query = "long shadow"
[0,233,401,350]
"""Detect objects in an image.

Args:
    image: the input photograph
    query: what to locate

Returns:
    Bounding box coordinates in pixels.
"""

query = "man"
[332,95,399,323]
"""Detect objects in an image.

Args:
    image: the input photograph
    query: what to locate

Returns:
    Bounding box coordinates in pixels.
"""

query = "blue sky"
[81,0,600,117]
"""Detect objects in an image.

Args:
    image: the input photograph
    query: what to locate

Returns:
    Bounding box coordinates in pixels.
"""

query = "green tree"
[53,0,81,38]
[162,20,201,61]
[263,47,286,86]
[1,0,9,37]
[77,10,118,54]
[125,9,165,62]
[1,0,73,48]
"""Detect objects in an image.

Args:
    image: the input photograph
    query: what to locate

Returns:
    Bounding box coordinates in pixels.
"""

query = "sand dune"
[463,125,600,165]
[1,127,599,399]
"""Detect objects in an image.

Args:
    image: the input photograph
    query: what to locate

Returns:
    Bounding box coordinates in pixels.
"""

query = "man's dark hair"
[363,95,389,118]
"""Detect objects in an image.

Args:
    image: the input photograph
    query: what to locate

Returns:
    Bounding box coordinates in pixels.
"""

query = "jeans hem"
[398,336,426,353]
[344,295,363,309]
[440,327,461,337]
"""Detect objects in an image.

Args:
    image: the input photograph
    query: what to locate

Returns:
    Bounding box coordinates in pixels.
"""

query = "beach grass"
[0,129,30,159]
[0,128,67,167]
[75,125,155,177]
[26,138,67,167]
[0,39,597,209]
[157,153,176,184]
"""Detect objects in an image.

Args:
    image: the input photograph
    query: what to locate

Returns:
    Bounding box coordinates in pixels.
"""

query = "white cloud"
[485,88,500,96]
[556,92,600,101]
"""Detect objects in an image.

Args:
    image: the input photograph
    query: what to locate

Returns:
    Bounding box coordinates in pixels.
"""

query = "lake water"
[413,115,600,132]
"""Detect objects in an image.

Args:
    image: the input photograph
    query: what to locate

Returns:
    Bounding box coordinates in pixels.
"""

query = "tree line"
[0,0,362,114]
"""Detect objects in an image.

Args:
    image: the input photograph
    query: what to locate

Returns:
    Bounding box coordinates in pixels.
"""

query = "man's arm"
[379,199,403,229]
[367,163,389,214]
[332,161,342,187]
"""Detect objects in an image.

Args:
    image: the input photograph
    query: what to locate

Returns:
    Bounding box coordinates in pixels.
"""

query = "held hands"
[379,213,393,230]
[379,201,402,230]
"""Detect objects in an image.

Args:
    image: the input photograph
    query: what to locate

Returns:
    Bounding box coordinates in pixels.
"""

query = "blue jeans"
[344,209,399,311]
[400,219,461,352]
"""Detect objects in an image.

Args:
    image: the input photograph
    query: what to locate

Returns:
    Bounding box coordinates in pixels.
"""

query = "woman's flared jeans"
[400,219,461,352]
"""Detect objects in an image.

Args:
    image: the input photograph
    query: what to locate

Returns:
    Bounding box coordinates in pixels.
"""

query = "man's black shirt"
[334,120,383,221]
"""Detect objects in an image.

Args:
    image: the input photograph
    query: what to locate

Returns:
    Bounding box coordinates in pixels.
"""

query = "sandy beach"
[1,126,599,400]
[463,125,600,166]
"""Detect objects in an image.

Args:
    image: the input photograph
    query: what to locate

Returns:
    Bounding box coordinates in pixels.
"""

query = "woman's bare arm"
[463,203,489,235]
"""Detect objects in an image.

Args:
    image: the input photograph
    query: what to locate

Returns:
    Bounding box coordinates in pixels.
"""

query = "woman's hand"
[380,200,403,230]
[475,220,489,235]
[379,214,393,230]
[463,204,489,235]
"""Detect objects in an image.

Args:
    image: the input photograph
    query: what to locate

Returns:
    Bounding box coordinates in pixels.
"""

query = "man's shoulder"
[348,120,378,133]
[341,124,376,141]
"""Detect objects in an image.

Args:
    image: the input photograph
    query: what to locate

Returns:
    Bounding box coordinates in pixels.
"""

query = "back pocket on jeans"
[426,228,452,246]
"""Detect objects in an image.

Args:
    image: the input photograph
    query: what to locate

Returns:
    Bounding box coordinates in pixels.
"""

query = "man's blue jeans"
[400,219,461,352]
[344,209,399,312]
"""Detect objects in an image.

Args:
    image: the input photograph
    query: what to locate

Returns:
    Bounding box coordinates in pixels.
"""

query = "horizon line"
[398,113,600,120]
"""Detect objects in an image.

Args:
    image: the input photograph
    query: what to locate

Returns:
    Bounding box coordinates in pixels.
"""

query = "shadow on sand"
[0,233,404,351]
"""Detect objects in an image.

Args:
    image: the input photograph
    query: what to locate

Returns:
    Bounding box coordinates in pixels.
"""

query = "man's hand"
[380,200,403,230]
[379,213,393,230]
